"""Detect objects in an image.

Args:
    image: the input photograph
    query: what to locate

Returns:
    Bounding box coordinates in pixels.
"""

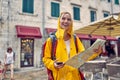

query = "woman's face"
[8,50,12,53]
[60,13,72,31]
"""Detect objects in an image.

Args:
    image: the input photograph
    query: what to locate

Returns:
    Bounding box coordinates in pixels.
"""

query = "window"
[103,12,109,17]
[108,0,111,2]
[90,10,97,22]
[21,38,34,67]
[51,2,60,17]
[90,40,95,45]
[22,0,34,14]
[115,0,119,5]
[54,0,62,2]
[73,6,80,20]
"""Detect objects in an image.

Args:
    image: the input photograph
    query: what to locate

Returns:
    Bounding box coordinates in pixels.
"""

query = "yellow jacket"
[43,35,85,80]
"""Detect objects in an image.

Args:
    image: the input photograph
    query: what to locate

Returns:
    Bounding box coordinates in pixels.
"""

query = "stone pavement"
[4,67,48,80]
[2,67,110,80]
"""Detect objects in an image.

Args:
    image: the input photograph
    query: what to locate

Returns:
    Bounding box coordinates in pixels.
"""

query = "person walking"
[0,61,3,80]
[105,41,116,57]
[3,47,15,80]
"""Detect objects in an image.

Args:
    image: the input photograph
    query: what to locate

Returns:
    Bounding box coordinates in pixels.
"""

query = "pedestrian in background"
[105,41,116,58]
[3,47,15,80]
[0,61,3,80]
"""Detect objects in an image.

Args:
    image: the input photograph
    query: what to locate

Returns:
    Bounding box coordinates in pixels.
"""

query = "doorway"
[20,38,34,67]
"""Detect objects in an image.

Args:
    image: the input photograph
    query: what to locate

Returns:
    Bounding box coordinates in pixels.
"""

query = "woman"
[3,47,15,80]
[105,41,116,57]
[42,12,101,80]
[0,61,3,80]
[42,12,85,80]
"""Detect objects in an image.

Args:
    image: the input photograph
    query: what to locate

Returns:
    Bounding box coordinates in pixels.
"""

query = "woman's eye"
[67,18,71,21]
[62,17,65,20]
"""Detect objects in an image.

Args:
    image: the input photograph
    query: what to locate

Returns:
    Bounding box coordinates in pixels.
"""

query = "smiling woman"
[60,12,72,29]
[60,12,73,41]
[42,12,86,80]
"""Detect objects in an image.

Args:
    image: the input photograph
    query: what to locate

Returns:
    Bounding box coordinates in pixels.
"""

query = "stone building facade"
[0,0,120,69]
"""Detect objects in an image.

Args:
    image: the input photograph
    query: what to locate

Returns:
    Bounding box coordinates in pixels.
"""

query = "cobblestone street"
[4,67,109,80]
[4,67,48,80]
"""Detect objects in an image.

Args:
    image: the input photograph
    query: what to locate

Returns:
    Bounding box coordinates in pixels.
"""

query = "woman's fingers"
[54,59,64,69]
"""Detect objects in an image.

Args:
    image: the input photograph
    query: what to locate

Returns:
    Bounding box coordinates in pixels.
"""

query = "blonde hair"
[60,12,72,19]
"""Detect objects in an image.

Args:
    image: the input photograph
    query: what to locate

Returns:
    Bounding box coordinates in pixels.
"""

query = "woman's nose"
[64,19,68,22]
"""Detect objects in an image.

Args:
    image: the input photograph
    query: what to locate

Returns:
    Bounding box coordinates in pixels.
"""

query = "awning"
[90,35,105,40]
[45,28,56,34]
[45,28,117,41]
[45,28,90,39]
[74,15,120,37]
[105,36,117,41]
[76,33,90,40]
[16,25,42,38]
[74,15,119,41]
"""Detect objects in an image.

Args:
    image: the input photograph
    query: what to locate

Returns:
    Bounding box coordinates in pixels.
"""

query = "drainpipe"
[39,0,46,67]
[42,0,45,42]
[110,0,113,15]
[7,0,10,47]
[0,0,3,26]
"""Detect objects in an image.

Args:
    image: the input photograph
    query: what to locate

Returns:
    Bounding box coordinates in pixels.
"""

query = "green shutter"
[115,0,119,5]
[51,2,55,16]
[22,0,34,14]
[104,13,108,17]
[28,0,34,13]
[73,7,80,20]
[22,0,27,12]
[56,3,59,17]
[108,0,111,2]
[51,2,60,17]
[91,11,94,22]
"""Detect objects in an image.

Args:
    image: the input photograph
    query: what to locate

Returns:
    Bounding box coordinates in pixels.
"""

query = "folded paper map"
[65,39,106,68]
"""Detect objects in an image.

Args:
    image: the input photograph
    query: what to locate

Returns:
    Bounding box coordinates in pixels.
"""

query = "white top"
[65,39,70,55]
[5,52,14,64]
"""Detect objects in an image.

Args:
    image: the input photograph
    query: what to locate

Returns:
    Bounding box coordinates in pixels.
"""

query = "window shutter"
[108,0,111,2]
[115,0,119,5]
[56,3,60,17]
[22,0,27,12]
[104,13,109,17]
[73,7,80,20]
[91,11,95,22]
[51,2,60,17]
[22,0,34,14]
[51,2,55,16]
[28,0,34,13]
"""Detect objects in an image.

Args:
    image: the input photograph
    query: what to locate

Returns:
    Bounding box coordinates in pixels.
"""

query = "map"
[65,39,106,68]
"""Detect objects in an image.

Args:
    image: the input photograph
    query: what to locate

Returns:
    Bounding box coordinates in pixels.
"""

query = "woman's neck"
[64,33,70,41]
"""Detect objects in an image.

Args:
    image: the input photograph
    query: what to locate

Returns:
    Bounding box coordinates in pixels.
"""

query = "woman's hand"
[54,60,64,69]
[93,45,102,53]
